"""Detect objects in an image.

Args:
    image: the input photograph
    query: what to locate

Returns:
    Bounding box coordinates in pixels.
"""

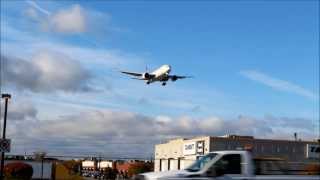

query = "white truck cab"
[136,150,319,180]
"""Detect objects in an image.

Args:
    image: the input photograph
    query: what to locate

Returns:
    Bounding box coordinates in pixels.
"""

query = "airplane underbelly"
[156,74,169,81]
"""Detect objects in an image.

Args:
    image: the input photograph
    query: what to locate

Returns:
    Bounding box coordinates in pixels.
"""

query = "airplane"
[121,64,191,86]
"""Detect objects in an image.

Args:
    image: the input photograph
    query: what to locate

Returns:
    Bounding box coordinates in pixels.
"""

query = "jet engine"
[171,75,178,81]
[143,73,152,79]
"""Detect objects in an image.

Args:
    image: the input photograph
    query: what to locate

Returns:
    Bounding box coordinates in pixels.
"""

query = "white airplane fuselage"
[121,64,189,86]
[147,64,171,83]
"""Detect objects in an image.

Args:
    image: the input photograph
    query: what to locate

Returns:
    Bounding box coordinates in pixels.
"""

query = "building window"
[277,146,280,153]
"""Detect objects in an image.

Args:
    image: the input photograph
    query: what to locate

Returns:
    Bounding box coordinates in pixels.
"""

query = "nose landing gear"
[162,82,166,86]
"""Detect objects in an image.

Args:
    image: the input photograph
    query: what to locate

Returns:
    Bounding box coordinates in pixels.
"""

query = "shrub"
[303,164,320,175]
[128,162,153,177]
[4,162,33,180]
[103,167,117,180]
[62,160,81,174]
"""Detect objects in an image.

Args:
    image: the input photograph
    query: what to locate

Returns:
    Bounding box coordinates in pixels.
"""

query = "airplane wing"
[131,77,145,80]
[121,71,142,77]
[168,75,192,81]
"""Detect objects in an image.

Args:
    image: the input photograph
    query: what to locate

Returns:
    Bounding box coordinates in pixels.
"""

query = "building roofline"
[209,136,318,144]
[157,136,211,145]
[157,135,319,145]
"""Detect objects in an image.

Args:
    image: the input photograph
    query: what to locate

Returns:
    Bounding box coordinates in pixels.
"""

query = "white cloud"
[240,70,318,100]
[24,2,114,35]
[1,21,144,69]
[25,3,87,34]
[23,1,120,44]
[50,4,86,33]
[7,107,317,157]
[0,100,37,121]
[2,51,93,93]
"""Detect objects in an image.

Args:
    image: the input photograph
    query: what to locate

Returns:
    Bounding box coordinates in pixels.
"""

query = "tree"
[128,162,153,177]
[62,160,81,175]
[103,167,117,180]
[303,164,320,175]
[4,162,33,180]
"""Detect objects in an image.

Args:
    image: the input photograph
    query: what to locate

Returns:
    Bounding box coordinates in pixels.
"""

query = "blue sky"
[0,1,319,157]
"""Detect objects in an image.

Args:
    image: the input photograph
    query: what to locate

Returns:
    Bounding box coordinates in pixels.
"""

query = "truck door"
[207,154,242,178]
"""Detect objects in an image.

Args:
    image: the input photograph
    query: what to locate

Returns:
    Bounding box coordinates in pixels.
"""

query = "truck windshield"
[185,153,217,172]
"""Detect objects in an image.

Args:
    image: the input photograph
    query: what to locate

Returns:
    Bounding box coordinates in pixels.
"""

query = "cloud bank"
[7,107,316,158]
[0,100,37,121]
[2,51,92,93]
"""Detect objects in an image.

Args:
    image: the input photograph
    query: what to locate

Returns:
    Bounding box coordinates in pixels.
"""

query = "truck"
[135,151,320,180]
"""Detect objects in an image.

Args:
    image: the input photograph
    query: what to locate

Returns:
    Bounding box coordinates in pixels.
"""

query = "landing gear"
[146,81,150,85]
[162,82,166,86]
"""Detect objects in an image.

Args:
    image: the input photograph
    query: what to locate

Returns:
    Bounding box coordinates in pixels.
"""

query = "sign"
[306,144,320,159]
[183,142,196,155]
[197,141,204,154]
[0,139,10,153]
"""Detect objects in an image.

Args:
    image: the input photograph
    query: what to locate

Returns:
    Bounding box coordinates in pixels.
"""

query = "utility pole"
[41,158,44,180]
[0,94,11,180]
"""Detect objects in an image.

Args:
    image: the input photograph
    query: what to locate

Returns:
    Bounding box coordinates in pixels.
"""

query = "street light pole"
[0,94,11,180]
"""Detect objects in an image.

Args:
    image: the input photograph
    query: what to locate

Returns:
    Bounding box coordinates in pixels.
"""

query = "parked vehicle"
[136,151,320,180]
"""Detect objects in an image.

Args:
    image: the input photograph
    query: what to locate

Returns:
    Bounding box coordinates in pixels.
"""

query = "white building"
[98,161,113,169]
[82,160,95,170]
[155,136,209,172]
[154,135,319,172]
